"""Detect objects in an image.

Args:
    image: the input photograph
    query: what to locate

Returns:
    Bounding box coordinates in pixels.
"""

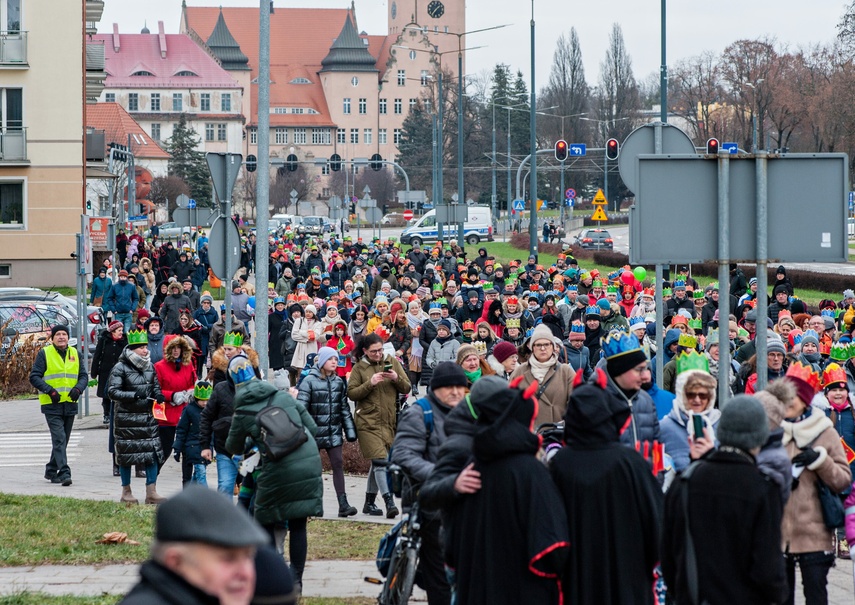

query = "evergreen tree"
[165,113,211,206]
[396,101,435,195]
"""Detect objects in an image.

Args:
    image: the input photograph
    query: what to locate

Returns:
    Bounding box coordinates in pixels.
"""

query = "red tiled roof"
[85,103,171,160]
[93,32,241,89]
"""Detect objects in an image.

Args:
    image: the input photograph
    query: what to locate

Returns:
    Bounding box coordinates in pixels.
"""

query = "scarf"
[350,318,367,336]
[784,405,813,424]
[127,350,151,372]
[528,354,557,382]
[464,367,482,383]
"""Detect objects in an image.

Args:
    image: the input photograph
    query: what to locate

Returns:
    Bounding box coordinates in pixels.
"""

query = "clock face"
[391,1,397,19]
[427,0,445,18]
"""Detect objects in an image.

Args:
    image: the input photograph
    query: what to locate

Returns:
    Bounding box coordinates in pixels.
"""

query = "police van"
[400,206,494,246]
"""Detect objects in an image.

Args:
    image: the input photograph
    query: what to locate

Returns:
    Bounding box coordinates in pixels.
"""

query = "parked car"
[143,222,196,240]
[0,301,78,356]
[381,213,410,227]
[574,228,613,250]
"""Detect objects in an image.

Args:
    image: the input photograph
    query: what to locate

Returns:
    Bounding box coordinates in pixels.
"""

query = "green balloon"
[633,266,647,282]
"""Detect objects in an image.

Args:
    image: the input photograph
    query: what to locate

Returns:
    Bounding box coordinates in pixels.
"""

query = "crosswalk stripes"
[0,432,84,467]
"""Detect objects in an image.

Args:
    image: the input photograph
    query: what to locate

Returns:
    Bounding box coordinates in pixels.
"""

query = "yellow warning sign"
[536,199,544,211]
[591,206,608,221]
[592,189,607,205]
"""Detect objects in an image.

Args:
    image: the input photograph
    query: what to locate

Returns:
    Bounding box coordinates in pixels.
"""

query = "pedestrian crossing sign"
[592,189,607,205]
[513,199,525,211]
[591,206,608,221]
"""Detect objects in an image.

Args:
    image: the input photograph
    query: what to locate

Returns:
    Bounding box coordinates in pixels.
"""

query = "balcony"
[85,129,105,161]
[85,0,105,35]
[0,128,28,162]
[0,31,27,66]
[85,41,106,103]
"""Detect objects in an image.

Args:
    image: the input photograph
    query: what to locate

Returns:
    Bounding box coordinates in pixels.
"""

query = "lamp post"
[741,79,764,152]
[528,0,538,257]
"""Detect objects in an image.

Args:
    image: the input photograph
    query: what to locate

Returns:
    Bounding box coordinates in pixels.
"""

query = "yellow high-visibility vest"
[38,344,79,405]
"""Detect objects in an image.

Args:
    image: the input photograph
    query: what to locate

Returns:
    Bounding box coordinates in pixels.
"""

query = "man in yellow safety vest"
[29,324,88,486]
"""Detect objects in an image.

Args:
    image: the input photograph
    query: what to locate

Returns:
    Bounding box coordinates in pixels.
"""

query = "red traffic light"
[554,140,568,162]
[706,138,719,155]
[605,138,619,160]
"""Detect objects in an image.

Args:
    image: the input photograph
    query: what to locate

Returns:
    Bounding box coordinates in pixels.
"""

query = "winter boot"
[337,493,357,517]
[362,493,383,516]
[383,493,399,519]
[144,483,167,505]
[120,485,138,505]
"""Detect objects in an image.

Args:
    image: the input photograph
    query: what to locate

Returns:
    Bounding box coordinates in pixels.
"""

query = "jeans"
[215,453,240,495]
[784,551,835,605]
[114,312,133,332]
[44,413,74,479]
[190,463,207,486]
[119,462,158,486]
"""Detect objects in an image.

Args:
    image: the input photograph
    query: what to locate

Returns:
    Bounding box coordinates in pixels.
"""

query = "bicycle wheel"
[379,545,418,605]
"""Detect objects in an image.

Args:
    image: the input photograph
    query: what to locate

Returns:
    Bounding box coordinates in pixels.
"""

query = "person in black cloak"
[443,375,569,605]
[549,368,663,605]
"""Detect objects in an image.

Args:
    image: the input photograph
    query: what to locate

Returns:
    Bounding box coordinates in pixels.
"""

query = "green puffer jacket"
[225,380,323,526]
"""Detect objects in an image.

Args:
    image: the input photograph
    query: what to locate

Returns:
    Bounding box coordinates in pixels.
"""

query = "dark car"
[297,216,330,236]
[575,228,613,250]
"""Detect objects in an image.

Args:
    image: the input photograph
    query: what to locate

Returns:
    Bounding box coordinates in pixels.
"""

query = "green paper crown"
[663,288,673,296]
[127,330,148,346]
[482,282,493,290]
[432,283,443,291]
[688,319,702,331]
[675,350,710,375]
[592,279,603,288]
[223,332,244,347]
[606,286,618,294]
[677,333,698,349]
[737,327,750,339]
[830,342,850,362]
[692,290,705,299]
[193,381,213,400]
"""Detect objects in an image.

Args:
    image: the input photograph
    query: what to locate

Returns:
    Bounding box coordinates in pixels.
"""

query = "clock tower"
[388,0,465,60]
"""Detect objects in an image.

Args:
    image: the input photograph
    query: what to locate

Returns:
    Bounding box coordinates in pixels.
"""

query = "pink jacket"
[845,485,855,543]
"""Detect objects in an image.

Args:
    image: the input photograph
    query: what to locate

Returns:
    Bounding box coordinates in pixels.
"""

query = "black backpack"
[237,395,308,461]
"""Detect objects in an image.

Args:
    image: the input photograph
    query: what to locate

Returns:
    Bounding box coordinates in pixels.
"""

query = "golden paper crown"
[786,361,821,393]
[822,363,848,389]
[677,333,698,349]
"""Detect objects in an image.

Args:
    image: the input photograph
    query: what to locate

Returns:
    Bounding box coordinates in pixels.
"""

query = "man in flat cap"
[120,484,269,605]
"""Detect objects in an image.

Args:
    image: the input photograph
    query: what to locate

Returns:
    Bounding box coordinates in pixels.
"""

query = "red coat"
[154,358,196,426]
[326,334,355,377]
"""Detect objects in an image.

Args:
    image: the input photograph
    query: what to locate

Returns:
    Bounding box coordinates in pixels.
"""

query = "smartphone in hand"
[384,361,393,373]
[692,415,705,440]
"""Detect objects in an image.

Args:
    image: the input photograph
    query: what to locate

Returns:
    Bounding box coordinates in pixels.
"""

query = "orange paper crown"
[462,320,475,332]
[786,361,821,393]
[822,363,848,389]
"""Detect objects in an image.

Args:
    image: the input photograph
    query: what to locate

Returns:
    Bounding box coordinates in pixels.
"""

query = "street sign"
[175,193,190,209]
[617,123,696,194]
[722,142,739,154]
[436,204,467,224]
[206,153,243,204]
[365,207,383,223]
[536,200,545,211]
[569,144,586,156]
[565,188,576,200]
[173,207,218,228]
[127,215,147,222]
[513,199,525,211]
[403,209,414,221]
[328,196,342,210]
[297,201,313,215]
[88,217,110,251]
[187,198,197,209]
[591,206,608,221]
[207,215,241,280]
[592,189,607,205]
[81,215,92,275]
[358,197,377,209]
[330,208,344,221]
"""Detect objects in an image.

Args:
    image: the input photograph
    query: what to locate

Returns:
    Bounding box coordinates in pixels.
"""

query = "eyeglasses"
[532,342,553,350]
[366,348,383,355]
[629,365,651,374]
[685,391,710,401]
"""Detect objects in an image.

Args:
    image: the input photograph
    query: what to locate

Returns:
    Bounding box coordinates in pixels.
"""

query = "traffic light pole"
[254,0,271,375]
[456,49,465,248]
[559,160,565,226]
[528,1,538,257]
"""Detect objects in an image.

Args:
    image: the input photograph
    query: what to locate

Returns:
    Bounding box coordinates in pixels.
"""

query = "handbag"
[803,436,846,530]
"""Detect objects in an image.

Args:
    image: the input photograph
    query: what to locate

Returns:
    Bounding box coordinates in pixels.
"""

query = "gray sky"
[101,0,842,91]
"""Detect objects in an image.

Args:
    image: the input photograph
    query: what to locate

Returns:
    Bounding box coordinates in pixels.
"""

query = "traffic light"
[383,204,389,215]
[330,153,342,172]
[706,138,719,155]
[245,154,257,173]
[285,153,298,172]
[86,200,92,210]
[350,202,356,214]
[108,142,130,161]
[605,138,619,161]
[370,153,383,172]
[554,140,568,162]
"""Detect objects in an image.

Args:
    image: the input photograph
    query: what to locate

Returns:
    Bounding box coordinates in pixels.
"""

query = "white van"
[400,206,494,246]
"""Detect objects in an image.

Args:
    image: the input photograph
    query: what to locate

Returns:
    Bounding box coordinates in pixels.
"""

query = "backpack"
[376,517,406,577]
[386,398,434,497]
[237,394,308,462]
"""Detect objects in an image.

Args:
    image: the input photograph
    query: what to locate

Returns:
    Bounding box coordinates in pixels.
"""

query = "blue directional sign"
[722,142,738,154]
[565,188,576,200]
[849,191,854,204]
[513,199,525,211]
[187,198,197,209]
[127,215,147,222]
[569,144,586,156]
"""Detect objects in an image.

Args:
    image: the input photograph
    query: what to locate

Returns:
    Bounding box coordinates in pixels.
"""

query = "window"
[0,181,25,228]
[343,98,351,114]
[217,124,227,141]
[444,26,449,33]
[0,264,9,278]
[249,127,257,145]
[394,128,402,144]
[312,129,331,145]
[175,70,197,77]
[394,99,402,114]
[205,123,214,141]
[104,92,115,103]
[150,123,161,141]
[294,128,307,144]
[424,99,432,112]
[150,93,160,111]
[321,164,330,176]
[337,128,346,144]
[359,98,367,114]
[173,93,183,111]
[364,129,372,145]
[379,98,387,114]
[397,70,405,86]
[221,93,231,112]
[379,129,387,145]
[350,128,359,144]
[420,70,429,86]
[409,98,417,110]
[290,77,311,84]
[409,50,417,60]
[322,187,331,198]
[200,93,210,112]
[351,76,359,87]
[131,70,154,77]
[128,93,139,111]
[275,127,287,145]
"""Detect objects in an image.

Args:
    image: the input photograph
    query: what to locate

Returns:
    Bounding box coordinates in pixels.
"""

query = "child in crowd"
[173,381,212,487]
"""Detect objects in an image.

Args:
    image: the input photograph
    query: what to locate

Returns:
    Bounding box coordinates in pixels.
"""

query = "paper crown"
[585,305,601,317]
[601,330,642,360]
[670,315,688,327]
[482,282,494,291]
[692,290,705,300]
[785,361,821,393]
[505,318,521,329]
[193,381,213,400]
[675,349,710,375]
[822,363,848,389]
[570,324,585,334]
[223,332,244,347]
[642,287,655,297]
[429,302,442,310]
[591,280,603,288]
[567,285,578,292]
[673,280,686,289]
[606,286,618,294]
[629,316,646,329]
[462,320,475,332]
[436,297,448,306]
[821,309,836,318]
[830,342,850,361]
[590,269,601,278]
[506,296,519,305]
[432,283,443,291]
[663,288,673,296]
[530,284,540,291]
[688,319,702,331]
[678,333,698,349]
[473,341,487,355]
[227,355,256,386]
[127,330,148,346]
[373,325,390,341]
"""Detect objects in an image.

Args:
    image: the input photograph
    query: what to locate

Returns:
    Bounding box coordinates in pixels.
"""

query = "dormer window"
[131,70,155,77]
[290,77,311,84]
[175,70,198,77]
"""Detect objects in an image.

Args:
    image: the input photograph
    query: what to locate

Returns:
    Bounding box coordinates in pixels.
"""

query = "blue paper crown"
[802,329,819,342]
[563,268,579,279]
[328,286,340,294]
[525,328,535,338]
[273,296,285,304]
[821,309,835,318]
[673,280,686,289]
[227,355,256,386]
[629,316,646,328]
[601,330,643,360]
[429,302,442,310]
[567,285,578,291]
[570,324,585,334]
[585,305,600,316]
[790,332,803,346]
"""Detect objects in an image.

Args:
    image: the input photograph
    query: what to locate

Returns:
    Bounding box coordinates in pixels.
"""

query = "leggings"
[325,446,345,495]
[366,459,390,496]
[265,518,308,583]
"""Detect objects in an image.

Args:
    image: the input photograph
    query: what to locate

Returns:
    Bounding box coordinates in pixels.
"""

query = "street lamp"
[741,79,765,152]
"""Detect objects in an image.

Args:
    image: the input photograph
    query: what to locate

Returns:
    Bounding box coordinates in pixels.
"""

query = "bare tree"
[148,175,190,220]
[233,170,257,221]
[269,163,315,215]
[669,51,724,141]
[593,23,641,144]
[355,167,398,208]
[540,28,590,144]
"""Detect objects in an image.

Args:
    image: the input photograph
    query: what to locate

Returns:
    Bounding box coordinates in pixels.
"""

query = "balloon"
[247,296,256,309]
[620,271,634,285]
[633,266,647,282]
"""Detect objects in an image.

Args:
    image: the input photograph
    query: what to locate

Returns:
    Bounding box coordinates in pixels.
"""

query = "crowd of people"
[28,224,855,604]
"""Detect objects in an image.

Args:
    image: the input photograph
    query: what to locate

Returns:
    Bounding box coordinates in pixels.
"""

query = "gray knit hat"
[718,395,770,452]
[766,335,786,356]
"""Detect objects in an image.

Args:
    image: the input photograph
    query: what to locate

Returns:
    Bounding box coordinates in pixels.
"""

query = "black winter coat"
[199,379,236,454]
[119,561,218,605]
[419,319,440,386]
[388,322,412,358]
[91,329,127,398]
[173,399,206,464]
[297,367,356,449]
[268,310,288,370]
[278,317,297,370]
[107,348,164,467]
